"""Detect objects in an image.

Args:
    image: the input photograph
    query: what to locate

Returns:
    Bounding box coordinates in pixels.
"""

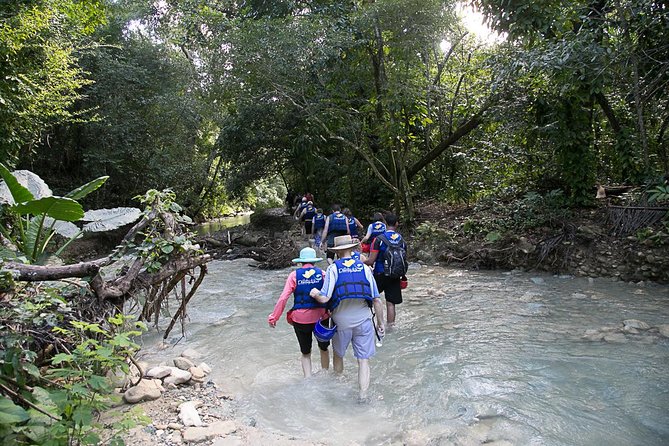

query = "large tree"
[0,0,105,164]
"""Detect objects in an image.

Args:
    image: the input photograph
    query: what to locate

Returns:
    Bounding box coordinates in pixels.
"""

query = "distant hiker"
[294,196,308,219]
[343,208,364,243]
[299,201,317,237]
[312,208,326,250]
[320,204,350,264]
[360,212,386,254]
[310,235,384,402]
[364,213,408,326]
[268,247,330,378]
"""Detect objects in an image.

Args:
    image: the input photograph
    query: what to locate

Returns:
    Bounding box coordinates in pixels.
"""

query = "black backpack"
[377,233,408,279]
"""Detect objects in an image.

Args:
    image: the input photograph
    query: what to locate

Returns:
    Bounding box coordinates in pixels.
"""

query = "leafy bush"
[0,286,146,445]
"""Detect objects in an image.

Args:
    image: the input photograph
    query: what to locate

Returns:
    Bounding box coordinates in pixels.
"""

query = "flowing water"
[139,259,669,445]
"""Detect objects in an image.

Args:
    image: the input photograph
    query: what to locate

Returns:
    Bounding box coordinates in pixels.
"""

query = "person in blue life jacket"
[311,208,326,250]
[360,212,386,254]
[299,201,317,237]
[294,196,308,219]
[364,213,407,327]
[268,247,330,378]
[343,208,364,242]
[310,235,385,402]
[320,204,350,265]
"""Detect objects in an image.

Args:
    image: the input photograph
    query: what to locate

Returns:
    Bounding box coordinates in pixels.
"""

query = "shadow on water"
[139,259,669,445]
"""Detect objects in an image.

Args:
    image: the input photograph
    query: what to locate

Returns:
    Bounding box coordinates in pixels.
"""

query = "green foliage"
[0,0,106,163]
[0,285,145,445]
[130,189,202,272]
[647,185,669,204]
[0,166,139,264]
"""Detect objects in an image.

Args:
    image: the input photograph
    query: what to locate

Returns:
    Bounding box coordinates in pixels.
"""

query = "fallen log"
[4,257,111,282]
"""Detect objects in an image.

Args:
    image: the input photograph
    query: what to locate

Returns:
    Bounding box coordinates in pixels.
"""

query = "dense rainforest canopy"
[1,0,668,219]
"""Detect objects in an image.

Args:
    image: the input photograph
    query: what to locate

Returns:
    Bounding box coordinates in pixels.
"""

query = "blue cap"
[292,247,322,264]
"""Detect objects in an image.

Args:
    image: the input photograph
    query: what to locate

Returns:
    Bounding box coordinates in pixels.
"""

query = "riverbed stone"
[181,348,203,360]
[582,329,605,342]
[622,319,650,330]
[178,401,203,427]
[199,362,212,375]
[163,367,192,385]
[182,421,236,443]
[173,357,195,370]
[656,324,669,338]
[189,366,206,380]
[603,333,628,343]
[146,365,172,379]
[123,379,163,404]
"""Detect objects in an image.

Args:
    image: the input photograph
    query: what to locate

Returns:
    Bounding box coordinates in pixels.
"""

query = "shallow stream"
[139,259,669,445]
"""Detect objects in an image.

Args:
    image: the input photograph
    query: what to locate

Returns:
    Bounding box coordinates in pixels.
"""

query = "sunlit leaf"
[65,176,109,200]
[82,207,142,232]
[0,164,36,204]
[13,197,84,221]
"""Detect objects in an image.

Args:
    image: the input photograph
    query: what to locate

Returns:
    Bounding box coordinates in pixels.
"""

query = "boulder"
[181,348,203,360]
[199,362,212,375]
[163,367,192,385]
[173,357,195,371]
[656,324,669,338]
[123,379,163,404]
[178,401,203,427]
[189,366,206,381]
[622,319,650,330]
[182,421,237,443]
[146,366,172,379]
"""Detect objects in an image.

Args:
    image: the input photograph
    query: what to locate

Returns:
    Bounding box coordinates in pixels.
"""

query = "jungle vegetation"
[1,0,666,220]
[1,1,668,444]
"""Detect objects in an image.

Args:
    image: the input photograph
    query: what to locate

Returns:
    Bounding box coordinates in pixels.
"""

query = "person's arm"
[360,224,373,244]
[354,218,364,232]
[320,217,330,249]
[311,217,316,235]
[310,265,336,303]
[365,266,384,335]
[268,272,296,327]
[364,237,380,267]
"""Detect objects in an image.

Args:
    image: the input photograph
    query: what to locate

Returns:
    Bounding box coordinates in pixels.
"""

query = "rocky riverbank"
[410,201,669,284]
[107,348,325,446]
[197,203,669,284]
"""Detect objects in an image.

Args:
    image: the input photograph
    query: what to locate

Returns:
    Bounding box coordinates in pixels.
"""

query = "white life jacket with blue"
[328,258,373,311]
[328,212,349,233]
[291,267,325,310]
[347,217,359,238]
[313,213,326,230]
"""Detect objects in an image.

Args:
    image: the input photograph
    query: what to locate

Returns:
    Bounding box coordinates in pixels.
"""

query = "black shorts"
[293,322,330,354]
[304,221,313,234]
[374,274,403,304]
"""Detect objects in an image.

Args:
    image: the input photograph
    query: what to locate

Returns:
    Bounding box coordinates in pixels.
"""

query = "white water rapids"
[138,258,669,445]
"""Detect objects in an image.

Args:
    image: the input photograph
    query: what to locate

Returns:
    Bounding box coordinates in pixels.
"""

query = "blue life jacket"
[291,267,325,310]
[370,221,386,238]
[373,230,404,275]
[347,217,358,237]
[351,251,361,261]
[328,258,373,311]
[313,213,326,230]
[303,205,316,219]
[329,212,349,233]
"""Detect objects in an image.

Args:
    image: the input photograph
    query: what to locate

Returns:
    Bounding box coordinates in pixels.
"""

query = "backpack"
[377,233,408,279]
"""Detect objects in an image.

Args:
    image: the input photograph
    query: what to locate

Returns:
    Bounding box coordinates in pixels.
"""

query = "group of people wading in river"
[269,199,409,402]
